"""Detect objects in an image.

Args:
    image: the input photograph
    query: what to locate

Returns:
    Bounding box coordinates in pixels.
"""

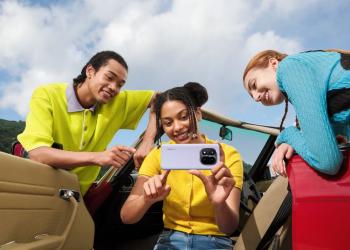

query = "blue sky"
[0,0,349,146]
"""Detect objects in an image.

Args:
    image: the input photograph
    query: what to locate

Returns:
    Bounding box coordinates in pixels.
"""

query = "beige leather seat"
[234,176,291,250]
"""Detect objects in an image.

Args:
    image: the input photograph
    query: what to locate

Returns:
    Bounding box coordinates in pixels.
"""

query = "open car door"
[0,152,94,250]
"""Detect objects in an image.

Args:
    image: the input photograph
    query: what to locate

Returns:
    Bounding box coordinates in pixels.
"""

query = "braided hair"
[154,82,208,146]
[279,98,289,131]
[73,51,128,86]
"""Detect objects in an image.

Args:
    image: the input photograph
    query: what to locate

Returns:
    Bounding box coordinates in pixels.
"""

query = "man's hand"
[95,145,136,168]
[134,93,158,170]
[134,139,154,170]
[143,170,171,204]
[272,143,294,177]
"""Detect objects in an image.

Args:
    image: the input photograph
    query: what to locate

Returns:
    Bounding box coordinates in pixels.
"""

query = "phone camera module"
[209,149,215,155]
[200,148,217,165]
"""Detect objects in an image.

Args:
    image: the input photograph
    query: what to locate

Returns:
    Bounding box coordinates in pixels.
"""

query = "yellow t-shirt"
[18,83,154,195]
[138,136,243,236]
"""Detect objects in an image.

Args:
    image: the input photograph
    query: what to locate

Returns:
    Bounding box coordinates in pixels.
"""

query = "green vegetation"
[243,161,253,172]
[0,119,25,153]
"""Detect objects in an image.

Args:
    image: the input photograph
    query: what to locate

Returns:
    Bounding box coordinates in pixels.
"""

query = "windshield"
[199,120,269,169]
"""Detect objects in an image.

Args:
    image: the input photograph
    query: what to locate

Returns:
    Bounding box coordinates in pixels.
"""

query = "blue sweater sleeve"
[276,58,342,175]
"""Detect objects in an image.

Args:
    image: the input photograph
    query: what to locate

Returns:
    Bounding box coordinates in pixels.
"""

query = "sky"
[0,0,349,147]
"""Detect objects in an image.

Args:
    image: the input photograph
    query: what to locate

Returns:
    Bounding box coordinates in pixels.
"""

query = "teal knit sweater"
[276,51,350,175]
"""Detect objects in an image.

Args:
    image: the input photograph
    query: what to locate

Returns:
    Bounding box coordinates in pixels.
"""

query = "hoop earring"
[191,133,198,139]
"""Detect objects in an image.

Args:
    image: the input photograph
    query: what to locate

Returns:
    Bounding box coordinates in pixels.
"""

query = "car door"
[0,152,94,250]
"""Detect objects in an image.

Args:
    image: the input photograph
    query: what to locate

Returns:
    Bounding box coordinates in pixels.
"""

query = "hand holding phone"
[161,144,220,170]
[188,144,234,205]
[189,162,235,205]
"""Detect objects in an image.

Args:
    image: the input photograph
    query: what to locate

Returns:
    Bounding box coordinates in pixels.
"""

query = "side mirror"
[219,126,232,141]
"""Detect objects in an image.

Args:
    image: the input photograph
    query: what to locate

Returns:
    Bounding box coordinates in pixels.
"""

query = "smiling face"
[243,58,285,106]
[86,59,127,104]
[160,100,202,144]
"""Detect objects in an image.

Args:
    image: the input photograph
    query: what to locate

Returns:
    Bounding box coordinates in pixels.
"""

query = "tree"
[0,119,25,153]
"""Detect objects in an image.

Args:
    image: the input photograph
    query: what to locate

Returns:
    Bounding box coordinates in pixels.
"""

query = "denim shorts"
[154,229,233,250]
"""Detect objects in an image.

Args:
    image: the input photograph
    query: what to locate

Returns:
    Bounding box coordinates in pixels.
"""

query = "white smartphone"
[161,144,220,170]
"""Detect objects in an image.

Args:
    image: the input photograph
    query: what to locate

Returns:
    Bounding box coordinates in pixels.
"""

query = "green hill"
[0,119,25,153]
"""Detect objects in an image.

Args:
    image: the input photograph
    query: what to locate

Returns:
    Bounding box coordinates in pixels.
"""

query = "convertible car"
[1,109,349,250]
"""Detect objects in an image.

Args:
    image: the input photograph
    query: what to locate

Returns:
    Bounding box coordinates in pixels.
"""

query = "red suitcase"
[287,146,350,250]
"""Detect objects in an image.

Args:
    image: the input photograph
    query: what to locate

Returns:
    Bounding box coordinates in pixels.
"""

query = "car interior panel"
[0,152,94,250]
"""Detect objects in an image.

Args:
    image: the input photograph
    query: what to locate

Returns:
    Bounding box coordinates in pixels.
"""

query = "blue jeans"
[154,229,233,250]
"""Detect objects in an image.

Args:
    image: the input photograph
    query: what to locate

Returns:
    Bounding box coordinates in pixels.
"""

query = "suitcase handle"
[339,143,350,151]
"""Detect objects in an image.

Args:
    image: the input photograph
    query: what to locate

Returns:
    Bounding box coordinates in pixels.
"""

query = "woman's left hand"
[272,143,294,177]
[189,144,235,206]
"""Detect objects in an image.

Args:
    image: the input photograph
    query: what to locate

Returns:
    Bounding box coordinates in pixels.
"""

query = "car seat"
[233,176,291,250]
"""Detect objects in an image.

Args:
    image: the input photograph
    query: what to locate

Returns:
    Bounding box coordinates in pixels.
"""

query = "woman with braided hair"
[243,50,350,177]
[121,82,243,250]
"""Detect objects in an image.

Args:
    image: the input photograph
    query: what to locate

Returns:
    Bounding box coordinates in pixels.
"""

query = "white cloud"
[260,0,320,15]
[0,0,329,126]
[242,31,301,59]
[0,2,50,68]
